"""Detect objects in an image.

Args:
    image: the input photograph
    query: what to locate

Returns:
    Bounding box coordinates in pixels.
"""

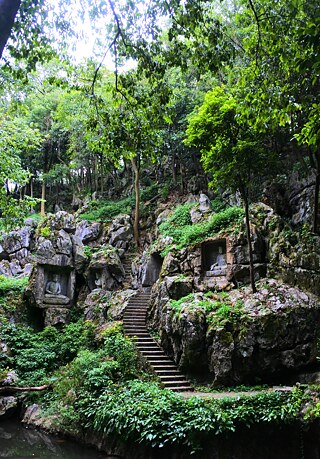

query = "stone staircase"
[122,255,134,288]
[123,291,193,392]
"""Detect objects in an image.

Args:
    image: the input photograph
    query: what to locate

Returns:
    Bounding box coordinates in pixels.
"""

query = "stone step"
[136,346,162,352]
[169,386,193,392]
[159,375,188,381]
[149,364,178,370]
[123,318,147,323]
[123,290,193,393]
[148,356,175,362]
[161,380,192,388]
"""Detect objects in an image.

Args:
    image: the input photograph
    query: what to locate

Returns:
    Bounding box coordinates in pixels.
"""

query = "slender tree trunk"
[243,192,256,293]
[100,154,104,194]
[313,151,320,234]
[180,158,185,193]
[131,155,140,247]
[172,151,177,184]
[94,155,99,192]
[41,182,46,217]
[30,177,33,198]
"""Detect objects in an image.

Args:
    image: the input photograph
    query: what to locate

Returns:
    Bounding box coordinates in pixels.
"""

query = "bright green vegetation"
[169,292,247,327]
[81,197,135,222]
[47,377,305,453]
[0,319,97,386]
[0,276,29,296]
[80,184,160,222]
[159,205,244,254]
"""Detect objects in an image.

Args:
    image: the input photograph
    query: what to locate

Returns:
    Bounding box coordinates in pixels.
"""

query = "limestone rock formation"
[148,279,320,385]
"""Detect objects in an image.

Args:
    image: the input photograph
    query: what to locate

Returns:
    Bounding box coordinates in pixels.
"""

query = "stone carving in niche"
[202,240,228,277]
[43,272,70,306]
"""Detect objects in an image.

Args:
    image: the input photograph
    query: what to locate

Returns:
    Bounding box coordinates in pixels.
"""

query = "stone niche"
[35,265,75,312]
[87,268,110,292]
[202,239,228,277]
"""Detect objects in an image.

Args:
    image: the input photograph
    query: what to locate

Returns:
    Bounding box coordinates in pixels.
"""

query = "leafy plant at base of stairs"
[91,381,305,453]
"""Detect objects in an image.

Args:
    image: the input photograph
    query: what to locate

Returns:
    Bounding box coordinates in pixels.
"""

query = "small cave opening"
[141,252,164,287]
[202,240,227,276]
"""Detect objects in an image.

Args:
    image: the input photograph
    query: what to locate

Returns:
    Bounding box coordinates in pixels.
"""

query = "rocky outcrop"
[26,212,129,327]
[148,279,320,384]
[107,214,133,254]
[0,221,35,277]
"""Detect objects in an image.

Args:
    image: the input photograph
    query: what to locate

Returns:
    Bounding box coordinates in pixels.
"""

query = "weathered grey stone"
[1,370,18,386]
[107,214,133,249]
[190,207,203,224]
[139,253,163,287]
[165,275,193,300]
[44,308,70,327]
[108,289,137,320]
[156,209,171,226]
[84,289,111,324]
[148,278,320,385]
[0,396,18,417]
[90,248,125,279]
[199,193,211,213]
[2,226,31,254]
[56,230,73,255]
[72,235,88,272]
[49,211,76,233]
[75,220,101,243]
[0,261,12,277]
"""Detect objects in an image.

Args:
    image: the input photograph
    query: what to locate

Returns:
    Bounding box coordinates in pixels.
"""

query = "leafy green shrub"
[80,197,135,222]
[39,226,51,237]
[91,381,303,453]
[140,184,159,201]
[0,319,97,385]
[211,196,226,212]
[169,292,247,326]
[0,275,29,296]
[160,206,244,253]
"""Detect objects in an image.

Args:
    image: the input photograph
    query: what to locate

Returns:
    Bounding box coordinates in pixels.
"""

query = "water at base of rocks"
[0,420,107,458]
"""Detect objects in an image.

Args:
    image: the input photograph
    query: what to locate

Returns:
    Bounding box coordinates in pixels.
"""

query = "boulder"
[47,211,76,233]
[90,247,125,280]
[165,275,193,300]
[44,308,70,327]
[148,278,320,384]
[0,396,18,418]
[108,214,133,249]
[2,226,31,254]
[75,220,101,243]
[84,289,111,324]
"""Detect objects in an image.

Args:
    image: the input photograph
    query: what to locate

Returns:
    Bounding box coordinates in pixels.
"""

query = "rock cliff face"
[148,279,320,384]
[25,212,133,326]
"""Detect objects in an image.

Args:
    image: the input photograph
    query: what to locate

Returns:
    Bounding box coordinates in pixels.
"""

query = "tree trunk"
[41,182,46,217]
[313,151,320,234]
[30,177,33,198]
[243,193,256,293]
[100,154,104,194]
[131,156,140,247]
[0,0,21,59]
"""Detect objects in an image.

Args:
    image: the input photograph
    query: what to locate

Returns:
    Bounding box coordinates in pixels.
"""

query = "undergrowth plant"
[159,206,244,255]
[169,292,247,327]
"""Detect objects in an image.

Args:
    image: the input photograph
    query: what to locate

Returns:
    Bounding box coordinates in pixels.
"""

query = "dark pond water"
[0,420,108,459]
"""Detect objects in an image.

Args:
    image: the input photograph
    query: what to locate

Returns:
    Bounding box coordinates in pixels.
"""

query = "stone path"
[123,291,194,392]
